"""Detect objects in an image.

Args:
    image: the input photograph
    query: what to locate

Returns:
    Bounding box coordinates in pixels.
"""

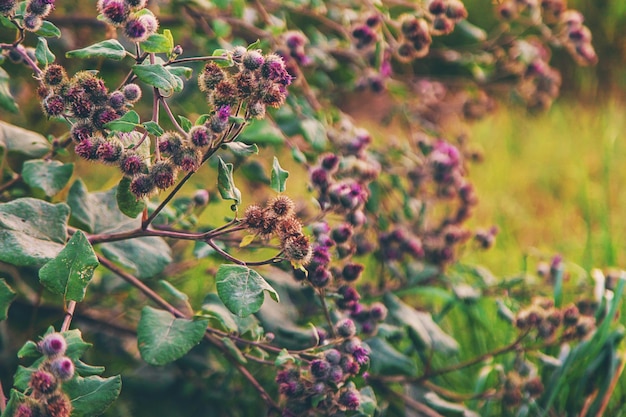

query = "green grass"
[464,99,626,277]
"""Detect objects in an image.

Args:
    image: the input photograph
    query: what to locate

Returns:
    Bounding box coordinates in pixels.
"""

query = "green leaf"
[221,336,247,363]
[178,116,192,133]
[275,349,298,366]
[216,264,279,317]
[222,141,259,157]
[132,64,178,91]
[35,37,55,66]
[141,33,173,53]
[142,121,164,137]
[64,375,122,417]
[137,306,208,365]
[239,118,284,145]
[38,231,99,302]
[217,157,241,207]
[0,68,18,113]
[211,18,231,38]
[200,293,239,333]
[67,182,172,278]
[74,360,105,377]
[0,121,50,159]
[299,119,327,151]
[366,337,418,376]
[167,66,193,79]
[22,159,73,197]
[1,390,26,417]
[384,293,459,355]
[270,156,289,192]
[116,177,145,218]
[104,110,140,133]
[0,279,16,321]
[0,198,68,267]
[35,20,61,38]
[358,386,378,417]
[66,39,127,60]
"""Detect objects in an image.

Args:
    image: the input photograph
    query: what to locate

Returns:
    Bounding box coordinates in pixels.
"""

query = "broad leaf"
[35,37,55,66]
[167,66,193,79]
[141,33,173,53]
[216,264,279,317]
[239,118,284,145]
[384,293,459,355]
[22,159,73,197]
[142,121,164,136]
[200,293,239,333]
[39,231,99,302]
[0,121,50,159]
[67,182,172,278]
[64,375,122,417]
[66,39,127,60]
[217,157,241,207]
[270,156,289,192]
[36,21,61,38]
[104,110,140,133]
[222,141,258,157]
[116,176,145,218]
[178,115,192,132]
[366,337,418,376]
[132,64,178,91]
[0,198,68,267]
[0,279,16,321]
[0,67,18,113]
[137,306,208,365]
[299,119,327,151]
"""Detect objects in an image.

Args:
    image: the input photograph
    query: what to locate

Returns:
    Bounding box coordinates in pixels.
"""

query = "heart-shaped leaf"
[216,265,279,317]
[22,159,73,197]
[137,306,208,365]
[39,230,99,302]
[66,39,127,60]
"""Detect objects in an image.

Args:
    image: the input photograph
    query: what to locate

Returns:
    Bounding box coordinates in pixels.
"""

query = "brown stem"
[60,300,77,332]
[205,239,282,266]
[88,227,205,244]
[0,174,21,194]
[164,56,230,66]
[318,289,336,338]
[97,254,186,318]
[0,380,6,414]
[595,352,626,417]
[377,383,446,417]
[159,96,187,136]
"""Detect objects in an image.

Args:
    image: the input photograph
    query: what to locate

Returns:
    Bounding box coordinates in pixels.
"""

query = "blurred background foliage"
[1,0,626,415]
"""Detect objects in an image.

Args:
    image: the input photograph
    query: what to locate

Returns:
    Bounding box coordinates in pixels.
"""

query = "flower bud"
[74,137,101,160]
[324,349,341,364]
[45,394,72,417]
[23,13,43,32]
[338,388,360,410]
[98,0,128,26]
[189,125,212,148]
[172,147,201,172]
[308,266,331,288]
[29,370,58,395]
[150,161,177,190]
[124,17,148,42]
[243,50,264,70]
[342,263,364,282]
[42,94,66,117]
[50,356,75,381]
[198,62,225,92]
[39,332,67,358]
[370,302,388,321]
[0,0,18,15]
[42,64,67,87]
[310,359,331,380]
[96,139,123,163]
[108,90,126,109]
[335,318,357,338]
[282,234,312,264]
[130,174,155,198]
[122,83,142,102]
[124,0,147,9]
[92,106,119,129]
[193,189,210,206]
[119,151,147,176]
[27,0,52,17]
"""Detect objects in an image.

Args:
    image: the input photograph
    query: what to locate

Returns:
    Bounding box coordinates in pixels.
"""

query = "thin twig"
[377,383,446,417]
[0,174,21,194]
[318,289,337,338]
[159,97,187,136]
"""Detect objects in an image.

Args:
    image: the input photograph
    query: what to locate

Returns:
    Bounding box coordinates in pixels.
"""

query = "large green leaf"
[200,293,239,333]
[270,156,289,192]
[39,231,99,302]
[0,279,15,321]
[22,159,74,197]
[0,67,18,113]
[132,64,178,91]
[35,21,61,38]
[238,118,284,146]
[366,337,418,377]
[35,37,55,66]
[384,293,459,355]
[67,181,172,278]
[137,306,209,365]
[0,121,50,160]
[0,198,68,267]
[140,33,173,53]
[64,375,122,417]
[116,176,145,218]
[216,265,279,317]
[66,39,127,60]
[217,157,241,207]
